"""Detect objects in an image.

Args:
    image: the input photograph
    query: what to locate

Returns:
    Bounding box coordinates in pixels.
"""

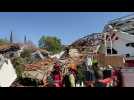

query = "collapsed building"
[20,58,54,87]
[62,14,134,68]
[70,33,103,54]
[60,33,103,64]
[31,48,50,61]
[64,15,134,68]
[102,14,134,67]
[2,14,134,87]
[0,44,21,58]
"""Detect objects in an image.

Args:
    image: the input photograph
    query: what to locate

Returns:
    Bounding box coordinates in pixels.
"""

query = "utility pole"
[10,31,13,44]
[24,35,27,44]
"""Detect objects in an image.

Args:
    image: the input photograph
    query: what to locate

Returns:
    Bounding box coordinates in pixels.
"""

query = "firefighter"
[51,62,63,87]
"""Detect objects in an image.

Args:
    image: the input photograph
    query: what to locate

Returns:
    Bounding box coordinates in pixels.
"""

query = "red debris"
[24,59,53,71]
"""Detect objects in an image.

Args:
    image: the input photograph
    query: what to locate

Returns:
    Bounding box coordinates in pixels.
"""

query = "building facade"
[103,14,134,67]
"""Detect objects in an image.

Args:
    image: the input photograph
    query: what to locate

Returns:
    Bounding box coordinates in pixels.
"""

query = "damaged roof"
[69,33,103,53]
[23,58,54,81]
[24,58,53,71]
[0,44,20,54]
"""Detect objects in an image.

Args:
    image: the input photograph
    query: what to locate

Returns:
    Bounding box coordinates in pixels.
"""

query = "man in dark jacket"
[83,56,96,87]
[92,62,103,80]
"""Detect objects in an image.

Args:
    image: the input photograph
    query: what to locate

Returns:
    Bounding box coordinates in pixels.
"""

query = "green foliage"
[20,48,33,63]
[38,36,62,54]
[0,38,9,45]
[20,48,32,58]
[12,48,33,78]
[12,57,25,78]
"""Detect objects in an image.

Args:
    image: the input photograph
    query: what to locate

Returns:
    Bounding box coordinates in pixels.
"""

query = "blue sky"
[0,12,132,46]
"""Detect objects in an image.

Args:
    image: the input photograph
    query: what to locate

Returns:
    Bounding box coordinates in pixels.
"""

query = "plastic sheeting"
[0,59,17,87]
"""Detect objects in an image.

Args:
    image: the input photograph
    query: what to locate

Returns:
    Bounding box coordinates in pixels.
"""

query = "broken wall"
[93,53,125,67]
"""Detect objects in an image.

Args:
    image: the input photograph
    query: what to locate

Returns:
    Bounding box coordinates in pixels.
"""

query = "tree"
[38,36,62,54]
[21,49,32,58]
[20,48,33,63]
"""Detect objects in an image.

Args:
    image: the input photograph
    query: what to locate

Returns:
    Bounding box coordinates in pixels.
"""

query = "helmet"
[54,63,61,69]
[69,63,77,71]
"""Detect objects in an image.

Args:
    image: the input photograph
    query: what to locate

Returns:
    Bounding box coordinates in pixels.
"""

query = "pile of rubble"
[11,81,25,87]
[0,44,20,54]
[70,33,103,53]
[20,56,55,84]
[24,59,53,71]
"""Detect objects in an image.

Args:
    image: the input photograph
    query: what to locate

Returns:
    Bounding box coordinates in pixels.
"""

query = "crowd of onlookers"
[44,55,123,87]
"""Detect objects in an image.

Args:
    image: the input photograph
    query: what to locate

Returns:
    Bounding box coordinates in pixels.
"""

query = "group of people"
[44,61,77,87]
[83,56,122,87]
[44,55,122,87]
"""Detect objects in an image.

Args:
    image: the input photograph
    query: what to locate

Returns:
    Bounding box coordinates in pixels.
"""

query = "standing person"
[44,70,55,87]
[76,64,86,87]
[63,63,77,87]
[116,67,123,87]
[111,67,118,87]
[92,61,103,80]
[69,68,76,87]
[83,56,96,87]
[51,63,63,87]
[63,71,71,87]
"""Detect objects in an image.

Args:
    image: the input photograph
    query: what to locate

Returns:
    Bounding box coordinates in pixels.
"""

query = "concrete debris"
[69,49,80,58]
[50,51,65,59]
[21,58,54,84]
[11,81,25,87]
[0,44,22,58]
[0,44,20,54]
[70,33,103,53]
[24,59,53,71]
[32,49,49,60]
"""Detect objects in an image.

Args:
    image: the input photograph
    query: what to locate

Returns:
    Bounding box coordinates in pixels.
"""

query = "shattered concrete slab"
[22,58,54,82]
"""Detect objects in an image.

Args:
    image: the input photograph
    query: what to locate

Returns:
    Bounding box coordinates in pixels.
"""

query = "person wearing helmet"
[51,62,63,87]
[63,63,77,87]
[92,61,103,80]
[54,63,61,71]
[68,67,77,87]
